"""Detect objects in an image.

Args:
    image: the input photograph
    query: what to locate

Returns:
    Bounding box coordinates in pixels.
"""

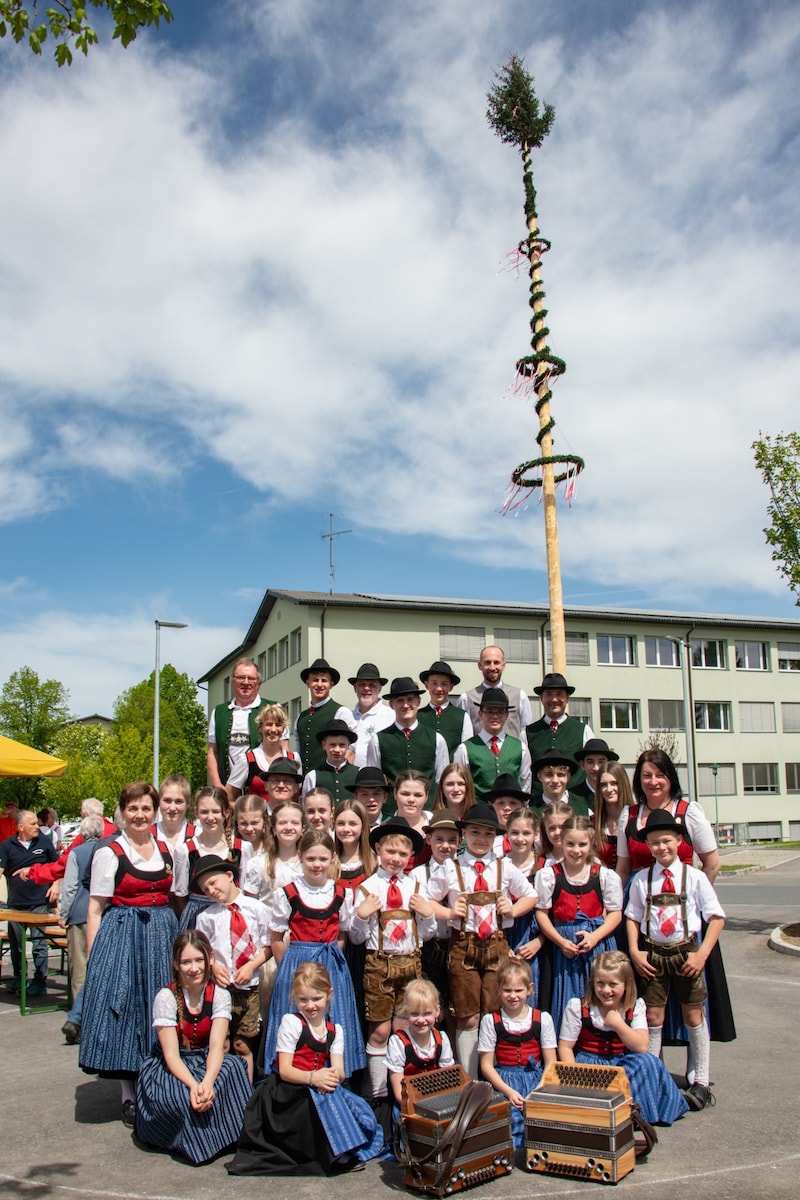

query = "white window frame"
[735,640,769,671]
[599,699,639,731]
[597,635,636,667]
[690,639,727,670]
[644,636,680,668]
[694,701,732,732]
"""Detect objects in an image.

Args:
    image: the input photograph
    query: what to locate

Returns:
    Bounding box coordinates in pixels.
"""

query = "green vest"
[418,703,464,759]
[296,698,340,774]
[314,762,360,805]
[463,735,523,798]
[525,715,587,802]
[213,698,271,784]
[376,723,437,814]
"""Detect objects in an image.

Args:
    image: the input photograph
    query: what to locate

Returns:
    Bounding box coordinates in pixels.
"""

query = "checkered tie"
[228,903,256,969]
[472,863,493,938]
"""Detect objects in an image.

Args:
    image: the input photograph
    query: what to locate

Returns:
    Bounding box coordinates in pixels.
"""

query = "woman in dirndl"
[135,929,251,1162]
[79,781,179,1127]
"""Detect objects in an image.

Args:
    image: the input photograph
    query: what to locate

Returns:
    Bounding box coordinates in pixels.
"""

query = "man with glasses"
[207,658,275,788]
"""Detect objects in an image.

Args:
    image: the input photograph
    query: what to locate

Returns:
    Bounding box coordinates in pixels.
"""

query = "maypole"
[487,57,584,674]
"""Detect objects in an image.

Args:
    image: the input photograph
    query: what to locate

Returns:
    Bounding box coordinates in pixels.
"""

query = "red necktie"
[403,727,411,740]
[473,861,489,892]
[472,862,493,938]
[550,721,559,733]
[490,736,499,756]
[435,705,442,716]
[387,875,407,943]
[228,902,256,969]
[658,868,677,938]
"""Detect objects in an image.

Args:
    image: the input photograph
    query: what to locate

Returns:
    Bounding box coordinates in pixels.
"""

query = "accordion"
[524,1062,636,1184]
[396,1065,513,1196]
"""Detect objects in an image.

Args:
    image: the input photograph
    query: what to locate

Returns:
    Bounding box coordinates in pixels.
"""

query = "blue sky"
[1,0,799,715]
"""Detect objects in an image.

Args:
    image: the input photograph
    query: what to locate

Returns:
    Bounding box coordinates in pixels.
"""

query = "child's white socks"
[455,1028,479,1078]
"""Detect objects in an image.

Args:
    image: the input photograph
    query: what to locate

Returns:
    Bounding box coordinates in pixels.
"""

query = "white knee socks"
[455,1028,479,1078]
[366,1045,387,1098]
[647,1025,663,1057]
[687,1023,710,1088]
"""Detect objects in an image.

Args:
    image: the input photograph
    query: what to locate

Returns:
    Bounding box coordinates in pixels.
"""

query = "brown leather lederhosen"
[448,859,509,1018]
[360,881,423,1022]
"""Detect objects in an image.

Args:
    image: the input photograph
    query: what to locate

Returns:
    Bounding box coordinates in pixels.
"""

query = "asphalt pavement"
[1,854,798,1200]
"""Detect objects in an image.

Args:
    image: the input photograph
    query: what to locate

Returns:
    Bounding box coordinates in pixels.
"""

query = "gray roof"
[199,588,800,682]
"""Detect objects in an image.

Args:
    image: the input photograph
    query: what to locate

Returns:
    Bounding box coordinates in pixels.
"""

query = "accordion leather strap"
[395,1080,493,1194]
[631,1102,658,1159]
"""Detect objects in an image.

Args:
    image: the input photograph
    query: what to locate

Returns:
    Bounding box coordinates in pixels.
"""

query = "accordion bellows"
[524,1062,636,1184]
[397,1065,513,1195]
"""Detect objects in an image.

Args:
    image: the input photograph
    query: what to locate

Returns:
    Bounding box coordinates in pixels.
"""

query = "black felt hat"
[369,815,425,854]
[635,808,685,841]
[574,738,620,763]
[419,660,461,686]
[345,766,388,793]
[301,658,341,685]
[459,803,500,831]
[533,672,575,696]
[478,687,513,710]
[348,662,388,686]
[383,676,425,700]
[191,854,238,891]
[481,773,530,805]
[532,747,578,775]
[315,718,357,745]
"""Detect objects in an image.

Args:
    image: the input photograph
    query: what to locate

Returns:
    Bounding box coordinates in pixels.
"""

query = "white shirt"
[625,861,725,944]
[269,876,354,935]
[453,729,532,791]
[350,700,395,767]
[541,713,594,745]
[195,891,271,989]
[348,867,437,953]
[616,801,718,862]
[535,863,623,912]
[208,696,264,777]
[276,1012,344,1058]
[477,1006,557,1053]
[386,1028,455,1075]
[364,721,449,781]
[171,838,253,897]
[152,984,232,1028]
[228,745,299,791]
[559,996,647,1045]
[426,851,535,933]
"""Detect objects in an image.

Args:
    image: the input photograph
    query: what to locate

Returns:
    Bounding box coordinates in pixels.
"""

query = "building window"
[747,821,782,841]
[742,763,779,794]
[290,697,302,727]
[698,763,736,796]
[597,635,636,667]
[494,627,539,664]
[569,697,592,724]
[279,636,289,673]
[777,641,800,672]
[290,628,302,665]
[690,639,726,669]
[223,675,231,702]
[599,700,639,731]
[267,644,278,678]
[648,699,685,730]
[439,625,486,661]
[739,702,776,733]
[644,637,680,668]
[545,631,590,666]
[785,763,800,794]
[257,651,267,682]
[782,703,800,734]
[735,640,769,671]
[694,701,731,732]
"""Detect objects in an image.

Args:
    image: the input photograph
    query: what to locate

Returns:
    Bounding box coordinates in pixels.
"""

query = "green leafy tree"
[0,1,172,66]
[39,722,107,817]
[0,666,74,807]
[753,431,800,605]
[94,664,207,798]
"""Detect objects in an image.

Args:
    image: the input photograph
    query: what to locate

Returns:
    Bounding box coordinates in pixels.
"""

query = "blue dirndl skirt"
[79,904,178,1077]
[263,942,367,1079]
[136,1048,252,1163]
[507,910,541,994]
[178,893,214,931]
[310,1085,383,1162]
[550,917,616,1031]
[493,1060,544,1147]
[575,1050,688,1125]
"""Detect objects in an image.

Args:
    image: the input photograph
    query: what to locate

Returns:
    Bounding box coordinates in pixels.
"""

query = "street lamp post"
[154,620,188,787]
[665,636,697,805]
[711,762,719,839]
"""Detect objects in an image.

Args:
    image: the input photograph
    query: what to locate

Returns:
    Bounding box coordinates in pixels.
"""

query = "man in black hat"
[207,657,278,788]
[417,660,472,759]
[294,657,355,774]
[572,738,619,812]
[458,645,533,739]
[348,662,394,767]
[365,678,449,812]
[453,688,532,794]
[301,719,360,805]
[525,672,594,804]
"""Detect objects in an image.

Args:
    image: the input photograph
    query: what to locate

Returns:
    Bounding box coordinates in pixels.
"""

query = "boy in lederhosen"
[625,808,725,1111]
[427,804,536,1076]
[349,817,437,1103]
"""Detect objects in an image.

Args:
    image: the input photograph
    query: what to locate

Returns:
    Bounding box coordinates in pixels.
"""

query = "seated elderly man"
[0,810,59,996]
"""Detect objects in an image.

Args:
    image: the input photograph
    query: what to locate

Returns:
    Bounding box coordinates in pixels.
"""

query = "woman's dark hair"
[119,781,159,812]
[632,749,682,805]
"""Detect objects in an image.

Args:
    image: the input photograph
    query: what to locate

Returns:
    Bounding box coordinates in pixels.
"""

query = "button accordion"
[395,1065,513,1196]
[524,1061,636,1184]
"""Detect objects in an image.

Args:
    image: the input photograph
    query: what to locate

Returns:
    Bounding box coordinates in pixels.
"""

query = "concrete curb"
[768,925,800,957]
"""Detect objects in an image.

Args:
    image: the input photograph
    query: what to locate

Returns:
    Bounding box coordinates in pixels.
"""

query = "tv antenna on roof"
[321,513,352,593]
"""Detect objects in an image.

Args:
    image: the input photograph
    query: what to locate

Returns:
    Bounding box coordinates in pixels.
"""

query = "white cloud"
[0,0,797,611]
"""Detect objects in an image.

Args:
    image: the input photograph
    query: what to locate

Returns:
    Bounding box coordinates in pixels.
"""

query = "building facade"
[200,590,800,841]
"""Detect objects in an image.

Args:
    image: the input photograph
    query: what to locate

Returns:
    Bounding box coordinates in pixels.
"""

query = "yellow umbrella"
[0,735,67,778]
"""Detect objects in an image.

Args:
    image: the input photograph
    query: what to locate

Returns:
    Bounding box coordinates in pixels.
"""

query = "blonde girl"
[558,950,688,1125]
[477,957,557,1147]
[535,816,623,1026]
[506,809,545,980]
[227,704,295,798]
[155,774,193,848]
[304,786,334,832]
[433,762,475,821]
[386,979,455,1103]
